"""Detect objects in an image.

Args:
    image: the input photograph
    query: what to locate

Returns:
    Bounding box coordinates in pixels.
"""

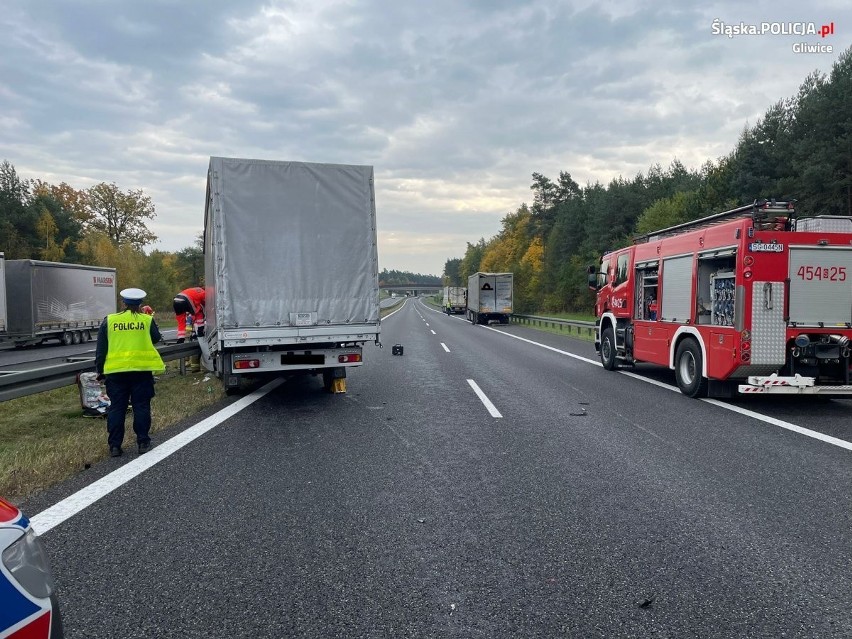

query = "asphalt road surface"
[24,298,852,637]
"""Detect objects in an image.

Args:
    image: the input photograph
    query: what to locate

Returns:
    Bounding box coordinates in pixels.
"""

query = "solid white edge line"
[30,377,286,535]
[474,318,852,453]
[479,323,601,365]
[467,379,503,418]
[441,343,450,353]
[704,398,852,451]
[381,298,407,320]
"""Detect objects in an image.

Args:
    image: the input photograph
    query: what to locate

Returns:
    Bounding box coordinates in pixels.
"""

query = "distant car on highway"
[0,497,64,638]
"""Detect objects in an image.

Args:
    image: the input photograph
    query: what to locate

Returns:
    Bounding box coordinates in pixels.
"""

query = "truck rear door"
[788,246,852,326]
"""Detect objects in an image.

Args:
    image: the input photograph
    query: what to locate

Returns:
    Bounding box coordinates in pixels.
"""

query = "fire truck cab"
[590,200,852,397]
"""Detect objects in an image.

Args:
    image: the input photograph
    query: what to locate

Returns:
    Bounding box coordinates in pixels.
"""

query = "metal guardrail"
[511,314,596,338]
[421,298,597,337]
[0,342,202,402]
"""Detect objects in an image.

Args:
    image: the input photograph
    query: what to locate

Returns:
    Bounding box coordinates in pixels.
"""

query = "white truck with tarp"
[202,157,381,394]
[1,258,116,347]
[466,272,513,325]
[442,286,466,314]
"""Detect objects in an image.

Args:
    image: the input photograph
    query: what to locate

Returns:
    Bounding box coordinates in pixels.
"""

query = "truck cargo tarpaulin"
[203,157,381,393]
[205,158,379,331]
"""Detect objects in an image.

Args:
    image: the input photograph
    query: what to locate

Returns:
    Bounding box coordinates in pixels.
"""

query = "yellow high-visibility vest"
[103,311,165,374]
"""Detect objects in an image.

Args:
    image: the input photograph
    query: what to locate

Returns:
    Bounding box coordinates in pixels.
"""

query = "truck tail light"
[741,352,751,362]
[741,341,750,351]
[234,359,260,369]
[338,354,362,363]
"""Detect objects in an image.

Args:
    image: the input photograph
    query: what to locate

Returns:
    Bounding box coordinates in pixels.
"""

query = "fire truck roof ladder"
[633,199,795,244]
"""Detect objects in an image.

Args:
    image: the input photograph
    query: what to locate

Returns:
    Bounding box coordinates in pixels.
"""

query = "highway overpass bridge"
[380,284,442,296]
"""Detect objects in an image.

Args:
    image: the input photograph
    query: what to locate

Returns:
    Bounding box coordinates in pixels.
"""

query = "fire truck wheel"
[600,327,617,370]
[675,338,708,398]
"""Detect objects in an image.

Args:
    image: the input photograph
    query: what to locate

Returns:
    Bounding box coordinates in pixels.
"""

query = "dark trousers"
[105,372,156,449]
[173,295,193,315]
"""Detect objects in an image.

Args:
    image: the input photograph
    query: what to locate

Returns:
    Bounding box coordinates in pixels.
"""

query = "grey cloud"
[2,0,849,274]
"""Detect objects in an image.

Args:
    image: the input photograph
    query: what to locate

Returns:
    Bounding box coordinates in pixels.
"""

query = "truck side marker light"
[743,255,754,266]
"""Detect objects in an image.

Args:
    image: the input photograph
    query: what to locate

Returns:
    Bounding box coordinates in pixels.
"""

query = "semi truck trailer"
[466,272,513,324]
[0,257,116,347]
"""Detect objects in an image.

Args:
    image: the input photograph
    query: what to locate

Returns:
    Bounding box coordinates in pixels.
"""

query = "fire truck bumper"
[738,373,852,395]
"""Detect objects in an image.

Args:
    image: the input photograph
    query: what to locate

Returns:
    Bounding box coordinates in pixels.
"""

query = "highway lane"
[26,297,852,637]
[420,300,852,443]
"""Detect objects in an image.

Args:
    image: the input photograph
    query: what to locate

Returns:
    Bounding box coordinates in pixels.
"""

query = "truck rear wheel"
[72,331,82,345]
[600,327,617,370]
[61,331,73,346]
[675,338,708,398]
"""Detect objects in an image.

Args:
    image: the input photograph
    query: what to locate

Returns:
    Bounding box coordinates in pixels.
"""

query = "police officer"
[95,288,165,457]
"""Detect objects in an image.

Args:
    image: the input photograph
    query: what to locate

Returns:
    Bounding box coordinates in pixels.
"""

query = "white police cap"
[120,287,147,305]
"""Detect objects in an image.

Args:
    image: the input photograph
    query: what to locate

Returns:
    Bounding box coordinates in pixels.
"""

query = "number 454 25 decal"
[796,265,847,281]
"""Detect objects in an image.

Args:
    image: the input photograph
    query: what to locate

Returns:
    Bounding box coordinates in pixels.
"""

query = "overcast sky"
[2,1,849,275]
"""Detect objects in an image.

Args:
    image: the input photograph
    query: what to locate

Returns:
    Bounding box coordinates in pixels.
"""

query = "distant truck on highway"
[202,157,381,394]
[0,254,116,347]
[442,286,466,314]
[466,272,513,324]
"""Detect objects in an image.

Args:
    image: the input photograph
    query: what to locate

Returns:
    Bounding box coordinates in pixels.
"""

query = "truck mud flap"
[197,337,213,372]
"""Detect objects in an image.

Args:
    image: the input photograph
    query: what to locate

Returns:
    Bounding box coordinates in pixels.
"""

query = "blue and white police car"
[0,497,64,638]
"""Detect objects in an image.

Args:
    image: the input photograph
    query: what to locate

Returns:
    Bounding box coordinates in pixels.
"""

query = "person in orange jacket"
[172,286,205,342]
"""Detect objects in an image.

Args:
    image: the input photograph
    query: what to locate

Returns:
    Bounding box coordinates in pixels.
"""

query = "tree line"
[379,269,441,287]
[445,46,852,314]
[0,161,202,316]
[0,162,438,312]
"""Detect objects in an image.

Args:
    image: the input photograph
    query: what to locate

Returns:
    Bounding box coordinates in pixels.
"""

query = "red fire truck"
[589,200,852,397]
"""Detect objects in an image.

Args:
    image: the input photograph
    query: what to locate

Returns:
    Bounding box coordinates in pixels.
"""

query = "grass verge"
[0,362,226,502]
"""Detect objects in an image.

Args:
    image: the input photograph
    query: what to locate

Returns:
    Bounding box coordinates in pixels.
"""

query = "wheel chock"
[331,378,347,394]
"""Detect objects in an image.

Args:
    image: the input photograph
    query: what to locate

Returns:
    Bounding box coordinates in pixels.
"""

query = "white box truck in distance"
[466,272,513,324]
[442,286,466,314]
[203,157,381,394]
